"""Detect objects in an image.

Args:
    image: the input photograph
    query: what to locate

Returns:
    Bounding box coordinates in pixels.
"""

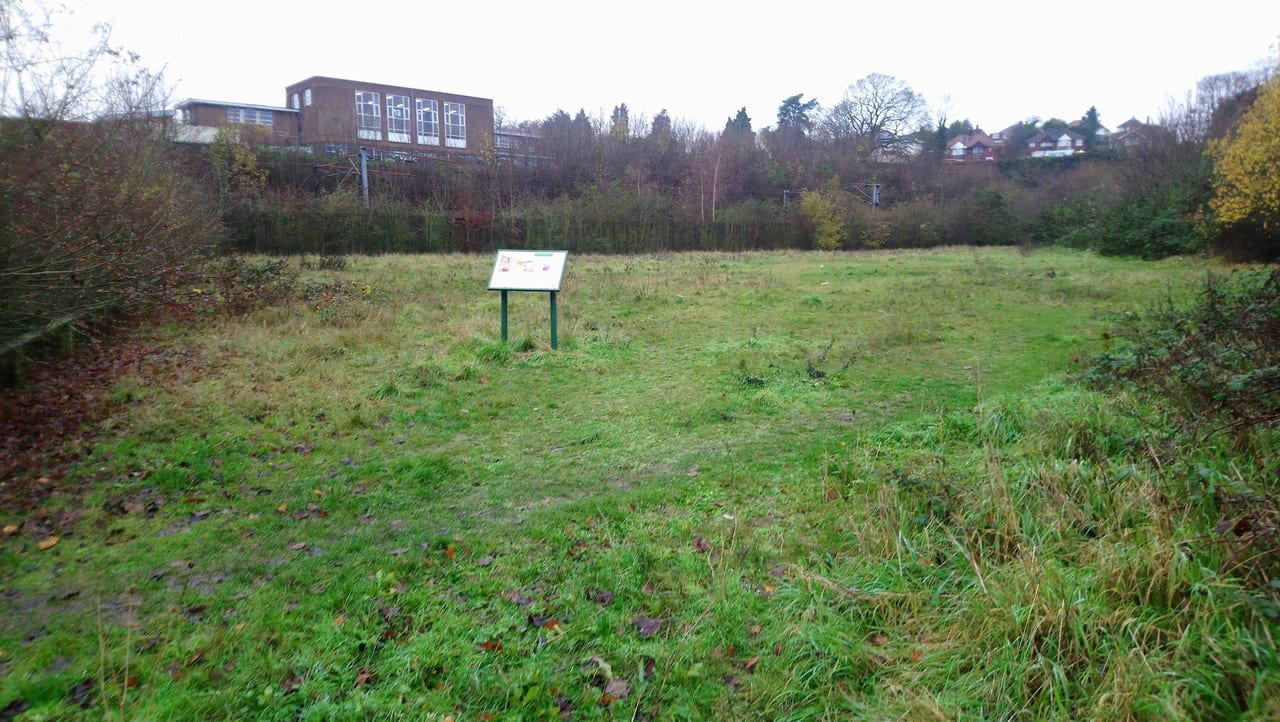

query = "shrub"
[1093,190,1206,258]
[1086,268,1280,436]
[0,23,221,376]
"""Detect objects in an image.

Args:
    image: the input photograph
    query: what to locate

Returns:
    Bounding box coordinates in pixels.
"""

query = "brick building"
[284,76,494,160]
[174,99,299,145]
[174,76,496,161]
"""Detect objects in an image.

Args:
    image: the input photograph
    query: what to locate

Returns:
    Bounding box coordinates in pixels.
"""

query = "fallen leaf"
[480,639,503,652]
[37,536,59,550]
[354,667,373,686]
[277,504,288,513]
[502,590,532,605]
[388,547,409,556]
[910,649,924,663]
[281,667,304,694]
[3,524,20,536]
[742,656,759,673]
[334,614,346,627]
[288,542,307,551]
[693,538,711,553]
[642,656,656,680]
[0,700,31,719]
[868,631,889,646]
[67,678,94,708]
[445,544,456,560]
[601,677,630,702]
[635,616,661,638]
[529,614,560,629]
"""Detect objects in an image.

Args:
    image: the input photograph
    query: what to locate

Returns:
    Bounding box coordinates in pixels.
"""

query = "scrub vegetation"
[5,249,1280,720]
[3,2,1280,719]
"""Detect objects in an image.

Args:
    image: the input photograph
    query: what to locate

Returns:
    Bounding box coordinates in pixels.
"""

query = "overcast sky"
[69,0,1280,134]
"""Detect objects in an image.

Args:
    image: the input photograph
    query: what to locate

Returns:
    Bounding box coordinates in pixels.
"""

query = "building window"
[416,98,439,146]
[303,88,312,106]
[226,107,273,126]
[444,102,466,148]
[387,94,410,143]
[291,93,300,110]
[355,91,381,141]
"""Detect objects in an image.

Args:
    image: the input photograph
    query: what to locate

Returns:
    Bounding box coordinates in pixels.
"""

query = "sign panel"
[487,250,568,292]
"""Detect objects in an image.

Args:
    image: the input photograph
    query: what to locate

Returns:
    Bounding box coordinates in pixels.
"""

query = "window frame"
[444,102,466,149]
[416,98,440,146]
[355,91,382,141]
[387,94,410,143]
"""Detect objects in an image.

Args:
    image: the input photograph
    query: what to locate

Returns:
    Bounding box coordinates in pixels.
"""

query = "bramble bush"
[0,2,221,381]
[1085,268,1280,592]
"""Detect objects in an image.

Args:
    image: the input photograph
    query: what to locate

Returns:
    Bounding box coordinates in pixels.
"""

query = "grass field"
[3,247,1277,721]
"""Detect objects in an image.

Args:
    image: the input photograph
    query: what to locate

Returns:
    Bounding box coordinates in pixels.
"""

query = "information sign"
[487,250,568,292]
[487,250,568,349]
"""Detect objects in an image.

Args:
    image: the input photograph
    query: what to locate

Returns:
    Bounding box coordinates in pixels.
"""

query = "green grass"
[3,247,1278,720]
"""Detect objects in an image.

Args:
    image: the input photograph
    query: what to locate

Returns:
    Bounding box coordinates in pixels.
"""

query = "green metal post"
[500,290,509,342]
[549,291,558,350]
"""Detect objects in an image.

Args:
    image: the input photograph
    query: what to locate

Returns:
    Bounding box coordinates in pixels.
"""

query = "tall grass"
[2,248,1276,720]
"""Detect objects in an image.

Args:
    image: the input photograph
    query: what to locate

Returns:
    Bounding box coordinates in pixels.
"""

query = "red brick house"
[1025,128,1087,157]
[945,129,998,163]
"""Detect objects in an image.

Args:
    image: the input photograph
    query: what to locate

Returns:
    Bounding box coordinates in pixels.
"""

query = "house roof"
[284,76,493,104]
[176,98,295,114]
[946,129,996,149]
[991,123,1023,140]
[1026,128,1086,144]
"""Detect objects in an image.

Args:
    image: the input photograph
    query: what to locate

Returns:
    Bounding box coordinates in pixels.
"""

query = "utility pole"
[359,146,369,207]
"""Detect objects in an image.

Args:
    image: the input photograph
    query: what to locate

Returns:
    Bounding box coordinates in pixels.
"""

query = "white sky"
[67,0,1280,134]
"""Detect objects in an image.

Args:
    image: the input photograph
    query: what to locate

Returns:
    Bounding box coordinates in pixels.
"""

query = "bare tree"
[1,0,220,369]
[819,73,929,145]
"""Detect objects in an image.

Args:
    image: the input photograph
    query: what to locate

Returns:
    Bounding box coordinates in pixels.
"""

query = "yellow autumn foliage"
[1208,75,1280,229]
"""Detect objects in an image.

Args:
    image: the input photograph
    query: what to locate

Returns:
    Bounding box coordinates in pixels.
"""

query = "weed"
[5,249,1277,720]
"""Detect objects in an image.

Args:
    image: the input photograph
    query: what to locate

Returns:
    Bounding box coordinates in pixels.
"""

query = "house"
[989,124,1020,147]
[1068,119,1110,145]
[944,129,998,163]
[284,76,494,161]
[1110,117,1153,149]
[1025,128,1087,157]
[174,99,299,145]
